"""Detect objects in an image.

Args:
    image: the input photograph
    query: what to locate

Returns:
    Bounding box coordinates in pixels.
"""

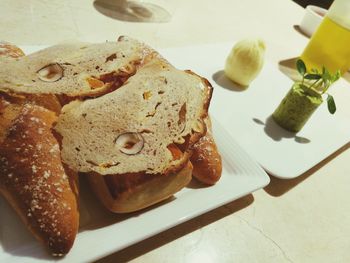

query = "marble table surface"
[1,0,350,262]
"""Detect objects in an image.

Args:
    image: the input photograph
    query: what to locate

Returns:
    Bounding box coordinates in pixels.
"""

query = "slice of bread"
[0,37,157,97]
[55,57,212,176]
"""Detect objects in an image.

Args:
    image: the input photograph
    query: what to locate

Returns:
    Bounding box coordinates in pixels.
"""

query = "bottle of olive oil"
[300,0,350,74]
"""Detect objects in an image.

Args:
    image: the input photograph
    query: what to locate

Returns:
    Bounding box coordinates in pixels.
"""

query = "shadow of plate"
[264,142,350,196]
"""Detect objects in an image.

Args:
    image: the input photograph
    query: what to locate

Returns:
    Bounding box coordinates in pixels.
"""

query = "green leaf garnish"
[304,74,321,80]
[295,59,341,115]
[296,59,306,76]
[327,94,336,114]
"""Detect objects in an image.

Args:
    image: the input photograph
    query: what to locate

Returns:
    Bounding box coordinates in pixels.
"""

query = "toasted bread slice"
[55,58,212,176]
[0,37,157,97]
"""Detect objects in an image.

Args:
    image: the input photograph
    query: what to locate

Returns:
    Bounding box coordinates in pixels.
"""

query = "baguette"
[0,103,79,255]
[190,117,222,185]
[0,42,79,256]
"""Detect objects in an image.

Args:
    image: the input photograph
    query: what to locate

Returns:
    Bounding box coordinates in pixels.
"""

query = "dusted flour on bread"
[55,58,212,175]
[0,103,79,255]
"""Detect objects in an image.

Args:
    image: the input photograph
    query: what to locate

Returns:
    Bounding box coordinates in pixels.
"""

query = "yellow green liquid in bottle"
[300,16,350,74]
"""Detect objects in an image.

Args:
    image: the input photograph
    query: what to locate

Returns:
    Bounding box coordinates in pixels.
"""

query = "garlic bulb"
[224,38,266,87]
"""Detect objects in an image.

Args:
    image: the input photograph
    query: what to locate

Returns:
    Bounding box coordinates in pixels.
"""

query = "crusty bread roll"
[87,162,192,213]
[0,43,79,256]
[0,102,79,256]
[190,117,222,185]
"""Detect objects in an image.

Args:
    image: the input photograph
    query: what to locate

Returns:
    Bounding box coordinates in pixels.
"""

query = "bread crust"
[190,117,222,185]
[0,42,79,256]
[0,103,79,255]
[87,162,192,213]
[0,41,25,58]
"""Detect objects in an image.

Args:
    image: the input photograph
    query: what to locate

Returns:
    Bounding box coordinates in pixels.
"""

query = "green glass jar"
[272,83,323,132]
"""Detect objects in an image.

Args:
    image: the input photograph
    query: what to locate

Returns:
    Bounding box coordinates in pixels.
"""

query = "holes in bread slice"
[177,103,187,133]
[146,102,161,117]
[105,53,117,62]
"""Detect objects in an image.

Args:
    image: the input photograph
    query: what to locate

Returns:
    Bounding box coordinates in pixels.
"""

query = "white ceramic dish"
[160,43,350,179]
[299,5,327,37]
[0,46,269,262]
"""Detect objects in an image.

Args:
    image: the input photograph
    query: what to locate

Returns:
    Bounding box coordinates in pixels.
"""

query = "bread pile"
[0,37,222,256]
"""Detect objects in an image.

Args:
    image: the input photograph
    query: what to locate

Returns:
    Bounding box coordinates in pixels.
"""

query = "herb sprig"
[296,59,340,114]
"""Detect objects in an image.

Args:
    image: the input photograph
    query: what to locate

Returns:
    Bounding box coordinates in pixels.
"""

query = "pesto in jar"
[272,83,323,132]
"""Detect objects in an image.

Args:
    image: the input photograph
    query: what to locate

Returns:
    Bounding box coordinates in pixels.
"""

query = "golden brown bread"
[190,117,222,185]
[0,39,221,255]
[0,41,25,58]
[87,144,191,213]
[0,43,79,256]
[87,162,192,213]
[0,102,79,255]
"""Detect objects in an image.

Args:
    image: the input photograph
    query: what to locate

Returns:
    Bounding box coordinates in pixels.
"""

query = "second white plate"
[160,43,350,179]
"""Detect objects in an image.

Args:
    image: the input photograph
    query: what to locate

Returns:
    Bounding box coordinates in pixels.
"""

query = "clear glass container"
[300,0,350,74]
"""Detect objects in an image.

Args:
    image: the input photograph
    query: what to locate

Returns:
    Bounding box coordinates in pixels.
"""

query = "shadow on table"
[293,24,310,38]
[264,142,350,197]
[95,194,254,263]
[212,70,247,92]
[252,116,311,143]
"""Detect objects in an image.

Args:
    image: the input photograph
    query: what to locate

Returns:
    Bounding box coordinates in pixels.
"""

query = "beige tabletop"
[1,0,350,262]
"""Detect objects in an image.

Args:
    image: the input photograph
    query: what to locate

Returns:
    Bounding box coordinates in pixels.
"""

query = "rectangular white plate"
[160,43,350,179]
[0,46,270,262]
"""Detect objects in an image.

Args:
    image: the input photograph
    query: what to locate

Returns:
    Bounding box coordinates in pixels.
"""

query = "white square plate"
[0,45,270,262]
[160,43,350,179]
